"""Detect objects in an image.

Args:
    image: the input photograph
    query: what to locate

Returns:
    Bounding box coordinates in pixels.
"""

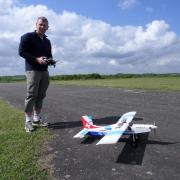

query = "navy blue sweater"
[19,31,52,71]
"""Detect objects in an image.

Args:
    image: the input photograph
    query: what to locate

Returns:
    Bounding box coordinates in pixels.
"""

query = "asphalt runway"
[0,83,180,180]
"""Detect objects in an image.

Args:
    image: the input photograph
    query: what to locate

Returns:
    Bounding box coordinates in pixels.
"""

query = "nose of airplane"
[152,122,157,129]
[149,125,157,129]
[149,124,157,136]
[153,125,157,129]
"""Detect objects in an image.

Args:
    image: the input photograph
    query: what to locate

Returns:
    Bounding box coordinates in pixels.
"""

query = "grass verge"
[52,76,180,91]
[0,99,50,180]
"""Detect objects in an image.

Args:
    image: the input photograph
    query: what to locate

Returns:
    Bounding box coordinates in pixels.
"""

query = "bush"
[50,73,102,80]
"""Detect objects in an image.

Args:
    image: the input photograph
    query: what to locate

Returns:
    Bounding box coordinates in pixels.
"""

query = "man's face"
[36,19,49,35]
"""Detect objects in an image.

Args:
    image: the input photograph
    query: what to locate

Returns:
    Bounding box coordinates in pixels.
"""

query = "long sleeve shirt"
[19,31,52,71]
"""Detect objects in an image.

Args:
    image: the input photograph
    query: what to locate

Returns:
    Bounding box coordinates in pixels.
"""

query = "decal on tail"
[81,115,100,129]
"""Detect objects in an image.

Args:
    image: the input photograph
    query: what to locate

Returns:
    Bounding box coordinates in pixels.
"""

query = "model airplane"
[74,111,157,147]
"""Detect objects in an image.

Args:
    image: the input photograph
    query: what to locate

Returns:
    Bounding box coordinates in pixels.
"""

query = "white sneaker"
[25,121,34,132]
[32,116,49,127]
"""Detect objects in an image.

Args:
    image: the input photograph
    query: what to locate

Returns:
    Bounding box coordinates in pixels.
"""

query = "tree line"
[0,73,180,82]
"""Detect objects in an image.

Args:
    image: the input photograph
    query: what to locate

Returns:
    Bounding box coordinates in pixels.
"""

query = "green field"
[0,100,51,180]
[1,74,180,91]
[53,76,180,91]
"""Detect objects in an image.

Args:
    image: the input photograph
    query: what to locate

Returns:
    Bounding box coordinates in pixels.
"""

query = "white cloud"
[0,0,13,15]
[118,0,138,9]
[0,0,180,75]
[109,59,119,66]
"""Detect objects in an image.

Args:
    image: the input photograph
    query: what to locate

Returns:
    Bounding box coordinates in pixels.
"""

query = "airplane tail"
[81,115,100,129]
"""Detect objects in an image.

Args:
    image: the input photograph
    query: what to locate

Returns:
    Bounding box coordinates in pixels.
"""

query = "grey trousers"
[25,71,49,113]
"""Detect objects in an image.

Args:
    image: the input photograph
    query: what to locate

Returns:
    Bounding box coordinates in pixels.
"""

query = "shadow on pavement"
[78,133,177,165]
[94,116,143,125]
[48,116,143,130]
[116,134,177,165]
[81,136,102,144]
[116,134,148,165]
[48,121,81,129]
[48,116,120,129]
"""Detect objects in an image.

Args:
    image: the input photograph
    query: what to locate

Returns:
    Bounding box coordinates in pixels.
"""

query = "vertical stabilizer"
[82,116,93,128]
[81,116,100,129]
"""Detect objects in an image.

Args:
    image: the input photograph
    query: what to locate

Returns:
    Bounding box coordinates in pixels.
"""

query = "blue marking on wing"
[104,125,112,131]
[80,129,89,135]
[89,131,106,136]
[105,129,125,136]
[89,129,126,137]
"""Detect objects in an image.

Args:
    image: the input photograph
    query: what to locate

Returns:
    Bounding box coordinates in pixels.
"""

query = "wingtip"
[96,141,116,145]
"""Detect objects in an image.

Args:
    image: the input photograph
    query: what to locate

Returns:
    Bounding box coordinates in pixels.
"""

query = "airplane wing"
[96,122,130,145]
[73,129,89,138]
[116,111,136,124]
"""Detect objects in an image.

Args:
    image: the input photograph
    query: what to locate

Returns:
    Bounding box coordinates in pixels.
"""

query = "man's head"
[36,16,49,36]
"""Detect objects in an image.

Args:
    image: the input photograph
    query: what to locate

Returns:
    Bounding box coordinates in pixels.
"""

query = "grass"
[52,76,180,91]
[0,99,50,180]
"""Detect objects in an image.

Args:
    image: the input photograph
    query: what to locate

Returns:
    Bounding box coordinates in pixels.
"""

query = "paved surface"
[0,83,180,180]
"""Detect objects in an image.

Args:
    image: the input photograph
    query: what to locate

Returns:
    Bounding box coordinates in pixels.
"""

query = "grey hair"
[37,16,49,23]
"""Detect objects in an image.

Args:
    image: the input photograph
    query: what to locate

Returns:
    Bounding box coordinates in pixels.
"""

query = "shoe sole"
[25,127,34,133]
[32,122,49,127]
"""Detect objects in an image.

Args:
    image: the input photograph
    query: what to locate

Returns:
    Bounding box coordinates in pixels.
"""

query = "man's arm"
[18,33,37,64]
[47,40,53,59]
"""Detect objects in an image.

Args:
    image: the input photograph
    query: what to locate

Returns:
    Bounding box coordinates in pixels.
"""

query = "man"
[19,16,52,132]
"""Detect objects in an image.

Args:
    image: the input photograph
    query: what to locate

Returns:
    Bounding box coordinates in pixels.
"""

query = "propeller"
[153,121,157,136]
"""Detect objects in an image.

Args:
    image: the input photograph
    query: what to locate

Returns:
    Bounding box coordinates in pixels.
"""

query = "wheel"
[130,134,138,148]
[131,141,137,148]
[135,135,140,141]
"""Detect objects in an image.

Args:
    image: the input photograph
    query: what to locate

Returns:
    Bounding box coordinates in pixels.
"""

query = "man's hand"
[36,56,47,65]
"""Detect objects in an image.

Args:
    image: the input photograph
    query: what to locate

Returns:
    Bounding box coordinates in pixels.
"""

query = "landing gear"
[131,134,140,148]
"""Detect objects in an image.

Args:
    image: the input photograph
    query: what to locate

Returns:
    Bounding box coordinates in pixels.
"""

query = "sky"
[0,0,180,75]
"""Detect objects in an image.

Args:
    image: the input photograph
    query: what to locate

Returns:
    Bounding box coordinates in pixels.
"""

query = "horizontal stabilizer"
[73,129,89,138]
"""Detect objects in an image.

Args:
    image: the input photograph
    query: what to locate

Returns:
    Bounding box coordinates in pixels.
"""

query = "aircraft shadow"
[48,116,143,130]
[81,134,177,165]
[48,121,81,129]
[81,136,102,144]
[116,135,177,165]
[80,133,148,164]
[116,134,148,165]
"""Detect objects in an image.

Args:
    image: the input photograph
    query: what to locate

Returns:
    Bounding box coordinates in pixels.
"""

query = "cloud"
[0,0,13,15]
[118,0,138,9]
[0,0,180,75]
